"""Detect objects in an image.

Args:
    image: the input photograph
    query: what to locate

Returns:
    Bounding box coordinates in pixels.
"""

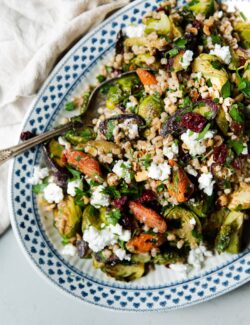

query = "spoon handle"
[0,122,73,166]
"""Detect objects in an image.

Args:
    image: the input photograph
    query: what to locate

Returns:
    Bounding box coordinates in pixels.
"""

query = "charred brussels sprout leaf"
[153,249,186,265]
[187,0,215,17]
[64,127,95,145]
[144,12,172,36]
[164,207,202,248]
[186,194,215,218]
[82,205,103,232]
[106,85,123,110]
[215,107,229,135]
[215,211,245,254]
[54,196,82,239]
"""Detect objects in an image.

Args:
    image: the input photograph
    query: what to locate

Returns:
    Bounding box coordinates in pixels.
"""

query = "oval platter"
[8,0,250,312]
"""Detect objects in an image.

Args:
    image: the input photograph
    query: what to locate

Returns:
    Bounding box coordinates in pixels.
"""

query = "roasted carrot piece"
[129,201,167,233]
[167,166,194,203]
[126,233,165,253]
[136,68,157,86]
[64,150,102,182]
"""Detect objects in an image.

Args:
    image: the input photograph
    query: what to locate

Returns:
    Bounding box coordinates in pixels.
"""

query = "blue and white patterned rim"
[8,0,250,312]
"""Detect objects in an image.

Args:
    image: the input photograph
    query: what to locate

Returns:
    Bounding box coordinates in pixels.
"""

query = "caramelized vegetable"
[136,68,157,86]
[126,233,165,253]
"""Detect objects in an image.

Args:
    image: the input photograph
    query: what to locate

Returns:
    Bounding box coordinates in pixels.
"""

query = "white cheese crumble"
[169,263,188,278]
[198,172,215,196]
[29,166,49,185]
[163,142,179,159]
[112,160,132,183]
[181,50,193,69]
[184,164,198,177]
[187,244,212,270]
[58,136,71,150]
[90,185,110,208]
[181,130,214,156]
[147,162,171,181]
[61,243,77,257]
[114,248,131,261]
[83,224,131,253]
[43,183,64,203]
[210,44,231,64]
[117,120,139,140]
[124,24,144,38]
[189,217,196,226]
[217,10,223,18]
[67,179,83,197]
[242,143,248,155]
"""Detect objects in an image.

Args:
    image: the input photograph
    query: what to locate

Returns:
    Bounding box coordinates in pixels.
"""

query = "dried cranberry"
[137,190,157,203]
[20,131,35,141]
[192,19,202,29]
[181,112,207,132]
[156,7,168,14]
[76,240,89,258]
[232,158,242,170]
[231,122,243,135]
[213,144,228,164]
[112,196,128,209]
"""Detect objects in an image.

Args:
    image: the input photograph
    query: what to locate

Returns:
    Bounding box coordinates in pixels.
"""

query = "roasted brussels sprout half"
[187,0,215,16]
[54,196,82,239]
[215,210,245,254]
[99,114,145,140]
[82,205,105,232]
[144,12,172,36]
[192,54,228,91]
[93,256,147,281]
[45,139,66,169]
[164,207,202,248]
[186,194,215,218]
[138,94,163,125]
[131,53,160,69]
[215,107,229,135]
[234,22,250,45]
[202,208,229,244]
[76,140,121,156]
[153,248,186,265]
[131,253,151,264]
[64,126,95,145]
[228,182,250,210]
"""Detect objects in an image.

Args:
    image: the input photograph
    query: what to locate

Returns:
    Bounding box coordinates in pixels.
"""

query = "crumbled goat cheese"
[43,183,64,203]
[61,244,77,257]
[242,143,248,155]
[147,162,171,181]
[124,24,144,38]
[210,44,231,64]
[67,179,83,197]
[112,160,132,183]
[169,263,188,278]
[198,172,215,196]
[192,72,202,80]
[181,50,193,69]
[83,224,131,253]
[58,136,71,150]
[90,185,110,208]
[163,142,179,159]
[117,120,139,140]
[114,248,131,261]
[29,166,49,185]
[126,101,136,109]
[217,10,223,18]
[181,130,214,156]
[189,217,196,226]
[187,244,212,270]
[185,164,198,177]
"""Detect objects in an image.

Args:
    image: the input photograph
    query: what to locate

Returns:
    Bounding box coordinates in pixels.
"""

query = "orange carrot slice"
[136,68,157,86]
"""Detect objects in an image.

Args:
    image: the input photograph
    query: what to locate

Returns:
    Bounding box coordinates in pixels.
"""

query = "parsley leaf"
[106,120,116,140]
[97,74,106,83]
[32,178,49,194]
[102,186,121,199]
[140,154,152,169]
[211,34,222,45]
[197,123,211,140]
[221,80,231,98]
[229,104,244,123]
[174,38,187,49]
[65,101,76,111]
[106,208,121,225]
[206,79,212,87]
[67,167,81,179]
[227,139,244,155]
[167,48,179,58]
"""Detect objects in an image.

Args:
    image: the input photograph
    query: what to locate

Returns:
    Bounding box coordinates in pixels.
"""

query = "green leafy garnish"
[197,123,211,140]
[32,178,49,194]
[106,120,116,140]
[97,75,106,83]
[206,79,212,87]
[140,154,152,169]
[67,167,81,179]
[229,104,244,123]
[167,48,179,58]
[221,80,231,98]
[211,34,222,45]
[102,186,121,199]
[238,78,250,97]
[107,208,122,225]
[65,101,76,111]
[174,38,187,49]
[228,139,244,155]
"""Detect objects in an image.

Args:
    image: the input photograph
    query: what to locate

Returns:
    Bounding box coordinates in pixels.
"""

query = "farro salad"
[31,0,250,281]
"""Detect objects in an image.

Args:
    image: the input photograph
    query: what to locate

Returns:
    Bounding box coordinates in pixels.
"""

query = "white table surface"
[1,229,250,325]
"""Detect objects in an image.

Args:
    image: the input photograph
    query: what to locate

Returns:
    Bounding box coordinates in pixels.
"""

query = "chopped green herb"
[106,120,116,140]
[80,91,91,114]
[211,34,222,45]
[213,98,219,104]
[167,48,179,58]
[228,139,244,155]
[97,74,106,83]
[197,123,211,140]
[102,186,121,199]
[140,154,152,169]
[105,66,113,73]
[238,77,250,97]
[221,80,231,98]
[157,184,165,193]
[67,167,81,179]
[65,101,76,111]
[240,11,247,21]
[229,104,244,124]
[106,208,121,225]
[175,38,187,49]
[206,79,212,87]
[32,178,49,194]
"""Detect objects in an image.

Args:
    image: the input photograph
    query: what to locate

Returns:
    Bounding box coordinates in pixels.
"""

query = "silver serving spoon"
[0,70,137,167]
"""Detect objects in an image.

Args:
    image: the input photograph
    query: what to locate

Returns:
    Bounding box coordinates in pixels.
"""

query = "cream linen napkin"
[0,0,129,234]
